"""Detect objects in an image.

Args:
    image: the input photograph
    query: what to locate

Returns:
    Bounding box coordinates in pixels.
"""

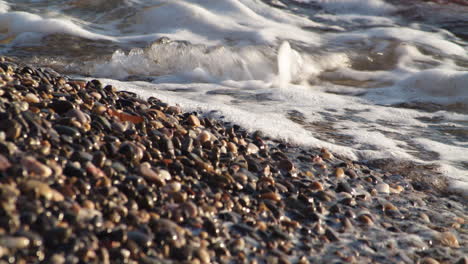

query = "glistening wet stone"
[0,58,465,263]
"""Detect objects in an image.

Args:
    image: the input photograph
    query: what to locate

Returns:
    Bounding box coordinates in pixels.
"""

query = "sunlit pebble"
[24,93,41,103]
[21,156,53,178]
[92,104,107,114]
[247,143,259,155]
[357,214,374,225]
[334,168,345,178]
[320,148,333,159]
[198,130,211,143]
[163,182,182,193]
[187,114,201,127]
[261,192,281,202]
[383,202,398,211]
[390,185,404,194]
[438,232,460,248]
[256,221,268,231]
[310,181,324,191]
[375,183,390,194]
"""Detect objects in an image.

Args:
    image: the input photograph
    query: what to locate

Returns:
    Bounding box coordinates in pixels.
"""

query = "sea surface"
[0,0,467,195]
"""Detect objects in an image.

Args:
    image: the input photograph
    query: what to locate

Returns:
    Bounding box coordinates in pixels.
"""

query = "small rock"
[21,156,52,178]
[187,115,201,127]
[261,192,281,202]
[246,143,259,155]
[376,183,390,194]
[24,93,40,103]
[334,168,345,178]
[0,154,11,171]
[310,181,324,191]
[438,232,460,248]
[320,148,333,159]
[198,131,211,143]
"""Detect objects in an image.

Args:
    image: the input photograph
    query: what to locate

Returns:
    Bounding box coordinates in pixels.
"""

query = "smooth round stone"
[376,183,390,194]
[187,115,201,127]
[24,93,40,103]
[246,143,259,155]
[334,168,345,178]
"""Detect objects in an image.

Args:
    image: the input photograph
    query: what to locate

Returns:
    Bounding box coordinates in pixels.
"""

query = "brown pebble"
[198,131,211,143]
[421,258,440,264]
[310,181,324,191]
[357,214,373,225]
[187,115,201,127]
[0,154,11,171]
[21,156,52,178]
[261,192,281,202]
[439,232,460,248]
[167,105,181,115]
[24,93,40,103]
[320,148,333,159]
[334,168,345,178]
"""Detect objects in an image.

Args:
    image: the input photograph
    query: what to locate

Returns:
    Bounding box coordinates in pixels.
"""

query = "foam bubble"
[0,1,8,13]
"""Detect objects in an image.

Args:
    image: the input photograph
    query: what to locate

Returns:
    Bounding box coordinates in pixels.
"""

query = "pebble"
[334,168,345,178]
[187,115,201,127]
[24,93,41,103]
[21,156,53,178]
[438,232,460,248]
[376,183,390,194]
[261,192,281,202]
[0,154,11,171]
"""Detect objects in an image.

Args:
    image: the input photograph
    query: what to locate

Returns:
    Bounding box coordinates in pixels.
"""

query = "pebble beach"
[0,57,466,263]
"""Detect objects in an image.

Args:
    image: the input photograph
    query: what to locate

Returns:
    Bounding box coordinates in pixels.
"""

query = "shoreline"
[0,57,466,263]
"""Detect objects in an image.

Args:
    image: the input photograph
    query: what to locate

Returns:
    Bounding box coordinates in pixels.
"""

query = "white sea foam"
[0,0,467,195]
[0,1,8,13]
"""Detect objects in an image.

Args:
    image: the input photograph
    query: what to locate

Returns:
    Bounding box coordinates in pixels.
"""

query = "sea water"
[0,0,467,196]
